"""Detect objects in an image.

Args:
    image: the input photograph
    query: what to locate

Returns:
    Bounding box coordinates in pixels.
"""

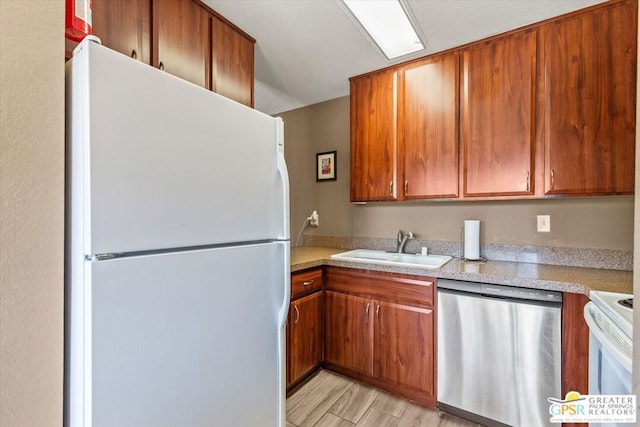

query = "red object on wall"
[65,0,92,42]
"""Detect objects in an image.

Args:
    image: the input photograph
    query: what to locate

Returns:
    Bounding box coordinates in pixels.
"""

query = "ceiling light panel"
[342,0,425,59]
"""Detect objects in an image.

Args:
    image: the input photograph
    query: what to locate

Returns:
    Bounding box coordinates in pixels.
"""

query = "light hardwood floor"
[286,370,481,427]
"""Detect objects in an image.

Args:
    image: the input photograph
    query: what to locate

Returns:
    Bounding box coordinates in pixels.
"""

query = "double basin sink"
[331,249,452,269]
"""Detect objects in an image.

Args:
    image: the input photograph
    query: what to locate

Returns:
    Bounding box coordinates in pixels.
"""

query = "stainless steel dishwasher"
[437,279,562,427]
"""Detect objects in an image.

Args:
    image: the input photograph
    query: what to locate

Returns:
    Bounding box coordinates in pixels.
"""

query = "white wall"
[0,1,65,426]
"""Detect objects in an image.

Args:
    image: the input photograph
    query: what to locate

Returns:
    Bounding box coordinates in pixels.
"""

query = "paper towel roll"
[464,220,480,260]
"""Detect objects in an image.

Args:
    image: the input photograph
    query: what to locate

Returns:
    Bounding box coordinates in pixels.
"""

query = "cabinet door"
[289,292,323,384]
[153,0,210,88]
[539,0,636,195]
[461,31,536,197]
[399,53,459,199]
[375,301,435,395]
[92,0,151,64]
[324,291,374,376]
[211,15,254,107]
[350,70,398,202]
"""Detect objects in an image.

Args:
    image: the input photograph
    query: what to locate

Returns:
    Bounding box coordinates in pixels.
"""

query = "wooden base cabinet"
[289,292,323,385]
[375,300,435,396]
[562,293,590,398]
[324,267,437,408]
[325,292,374,376]
[287,269,323,390]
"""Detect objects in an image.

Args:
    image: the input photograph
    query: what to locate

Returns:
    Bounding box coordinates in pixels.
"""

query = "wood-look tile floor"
[286,370,481,427]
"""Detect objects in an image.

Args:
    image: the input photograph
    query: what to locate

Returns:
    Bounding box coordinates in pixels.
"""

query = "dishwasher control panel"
[437,279,563,303]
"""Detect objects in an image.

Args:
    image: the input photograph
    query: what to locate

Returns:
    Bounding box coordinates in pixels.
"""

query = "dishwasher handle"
[438,287,562,309]
[437,279,563,304]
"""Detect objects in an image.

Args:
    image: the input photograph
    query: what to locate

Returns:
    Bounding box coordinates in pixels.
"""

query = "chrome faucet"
[396,230,414,253]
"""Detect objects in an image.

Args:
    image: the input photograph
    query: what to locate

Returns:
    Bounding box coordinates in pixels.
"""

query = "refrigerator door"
[67,40,289,255]
[67,242,289,427]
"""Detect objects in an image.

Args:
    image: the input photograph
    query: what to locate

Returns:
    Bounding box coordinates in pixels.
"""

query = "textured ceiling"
[203,0,606,115]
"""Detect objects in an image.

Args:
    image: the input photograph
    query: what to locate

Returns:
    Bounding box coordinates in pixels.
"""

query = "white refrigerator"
[65,38,290,427]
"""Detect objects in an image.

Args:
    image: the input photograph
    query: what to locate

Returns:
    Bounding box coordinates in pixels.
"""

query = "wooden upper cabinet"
[92,0,151,64]
[350,70,398,202]
[461,30,537,197]
[538,0,637,195]
[398,53,459,200]
[153,0,210,89]
[211,15,254,107]
[75,1,255,104]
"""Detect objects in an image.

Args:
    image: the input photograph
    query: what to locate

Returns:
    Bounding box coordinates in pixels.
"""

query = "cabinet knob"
[404,180,409,195]
[303,280,314,287]
[526,171,530,192]
[389,180,393,197]
[131,49,137,60]
[376,304,381,319]
[293,305,300,324]
[365,302,370,322]
[550,169,555,190]
[159,61,165,71]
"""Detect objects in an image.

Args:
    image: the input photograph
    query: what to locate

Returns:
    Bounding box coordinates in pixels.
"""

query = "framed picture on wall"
[316,151,337,181]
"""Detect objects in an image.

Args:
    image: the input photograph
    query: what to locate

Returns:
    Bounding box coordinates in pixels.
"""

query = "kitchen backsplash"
[301,235,633,271]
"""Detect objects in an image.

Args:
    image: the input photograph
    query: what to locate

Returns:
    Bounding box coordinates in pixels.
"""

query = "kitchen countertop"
[290,246,633,296]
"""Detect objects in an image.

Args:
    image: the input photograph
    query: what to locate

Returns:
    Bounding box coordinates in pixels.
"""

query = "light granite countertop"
[291,246,633,296]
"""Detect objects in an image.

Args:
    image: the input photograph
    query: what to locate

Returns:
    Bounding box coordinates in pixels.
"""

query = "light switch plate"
[537,215,551,232]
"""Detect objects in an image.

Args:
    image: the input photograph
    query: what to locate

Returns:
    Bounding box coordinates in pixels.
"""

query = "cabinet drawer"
[291,269,323,299]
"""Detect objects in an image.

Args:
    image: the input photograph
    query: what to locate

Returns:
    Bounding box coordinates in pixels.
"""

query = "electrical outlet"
[537,215,551,232]
[309,210,319,227]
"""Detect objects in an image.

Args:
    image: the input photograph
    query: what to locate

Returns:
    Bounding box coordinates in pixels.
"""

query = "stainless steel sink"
[330,249,453,269]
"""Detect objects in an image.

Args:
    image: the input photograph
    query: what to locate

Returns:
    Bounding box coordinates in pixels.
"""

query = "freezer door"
[67,40,289,255]
[67,243,288,427]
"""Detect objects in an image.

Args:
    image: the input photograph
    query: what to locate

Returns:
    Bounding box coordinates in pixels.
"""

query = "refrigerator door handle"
[276,118,290,241]
[277,240,291,328]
